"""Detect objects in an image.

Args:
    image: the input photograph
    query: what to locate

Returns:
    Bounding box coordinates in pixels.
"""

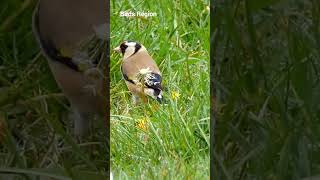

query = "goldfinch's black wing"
[144,73,163,103]
[144,72,162,90]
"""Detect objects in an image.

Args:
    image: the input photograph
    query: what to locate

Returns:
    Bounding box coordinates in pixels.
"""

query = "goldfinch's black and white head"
[113,41,164,104]
[113,41,147,59]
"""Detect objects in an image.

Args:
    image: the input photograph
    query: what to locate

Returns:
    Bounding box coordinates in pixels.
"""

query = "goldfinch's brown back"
[121,50,160,79]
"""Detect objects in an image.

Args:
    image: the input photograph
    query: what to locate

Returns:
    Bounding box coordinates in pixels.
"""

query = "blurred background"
[0,0,108,179]
[213,0,320,179]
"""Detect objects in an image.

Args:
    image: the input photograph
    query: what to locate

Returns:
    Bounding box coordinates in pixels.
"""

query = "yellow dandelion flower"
[161,169,168,176]
[136,117,149,131]
[171,91,181,100]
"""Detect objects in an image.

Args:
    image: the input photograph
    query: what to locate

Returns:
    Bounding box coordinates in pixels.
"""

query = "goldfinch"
[32,0,107,136]
[113,41,163,104]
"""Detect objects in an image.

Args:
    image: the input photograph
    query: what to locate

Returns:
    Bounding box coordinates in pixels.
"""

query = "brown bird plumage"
[114,41,163,104]
[32,0,108,136]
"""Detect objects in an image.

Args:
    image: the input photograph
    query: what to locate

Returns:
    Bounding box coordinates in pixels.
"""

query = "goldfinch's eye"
[120,43,128,54]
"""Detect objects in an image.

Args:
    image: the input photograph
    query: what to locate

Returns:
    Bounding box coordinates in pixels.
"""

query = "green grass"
[110,0,210,179]
[212,0,320,179]
[0,1,108,179]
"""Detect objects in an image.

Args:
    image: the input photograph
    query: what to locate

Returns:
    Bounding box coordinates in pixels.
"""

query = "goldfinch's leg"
[72,109,92,137]
[132,95,140,104]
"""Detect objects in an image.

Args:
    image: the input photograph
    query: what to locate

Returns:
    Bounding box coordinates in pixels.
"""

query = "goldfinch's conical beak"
[113,46,121,52]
